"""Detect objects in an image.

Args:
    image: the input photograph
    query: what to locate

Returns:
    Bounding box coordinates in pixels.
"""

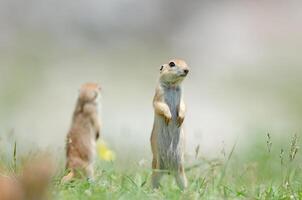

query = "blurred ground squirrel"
[62,83,101,182]
[150,59,190,190]
[0,156,55,200]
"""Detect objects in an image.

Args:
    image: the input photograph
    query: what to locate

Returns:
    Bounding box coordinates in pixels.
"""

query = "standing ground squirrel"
[62,83,101,182]
[150,59,189,190]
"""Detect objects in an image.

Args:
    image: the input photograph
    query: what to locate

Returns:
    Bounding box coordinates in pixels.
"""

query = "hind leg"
[175,165,188,190]
[62,169,75,183]
[151,157,163,189]
[152,171,164,189]
[85,164,95,181]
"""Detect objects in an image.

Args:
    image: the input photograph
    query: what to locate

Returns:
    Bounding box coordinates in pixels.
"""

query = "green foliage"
[1,134,302,199]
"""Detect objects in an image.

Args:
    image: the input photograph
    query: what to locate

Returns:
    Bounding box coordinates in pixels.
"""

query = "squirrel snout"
[184,69,189,74]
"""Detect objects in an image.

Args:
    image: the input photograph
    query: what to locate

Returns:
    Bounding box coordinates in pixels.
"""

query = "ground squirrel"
[150,59,189,190]
[0,157,54,200]
[62,83,101,182]
[0,176,23,200]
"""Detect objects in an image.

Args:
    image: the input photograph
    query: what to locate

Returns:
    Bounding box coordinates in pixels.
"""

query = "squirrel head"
[79,83,101,103]
[159,59,189,86]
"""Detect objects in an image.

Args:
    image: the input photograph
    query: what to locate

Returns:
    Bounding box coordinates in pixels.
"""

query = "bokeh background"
[1,0,302,163]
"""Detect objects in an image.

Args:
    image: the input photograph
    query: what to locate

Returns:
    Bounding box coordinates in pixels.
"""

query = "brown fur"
[0,176,23,200]
[21,157,55,200]
[0,157,54,200]
[62,83,101,182]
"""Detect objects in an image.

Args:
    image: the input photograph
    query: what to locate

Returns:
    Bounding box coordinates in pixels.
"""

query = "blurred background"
[0,0,302,163]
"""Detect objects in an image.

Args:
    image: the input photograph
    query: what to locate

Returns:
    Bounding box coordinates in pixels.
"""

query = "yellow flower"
[97,140,116,162]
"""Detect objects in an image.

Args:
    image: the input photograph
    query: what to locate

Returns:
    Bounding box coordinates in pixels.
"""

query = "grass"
[1,133,302,200]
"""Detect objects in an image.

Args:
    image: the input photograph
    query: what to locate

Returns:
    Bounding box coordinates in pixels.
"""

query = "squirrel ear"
[160,65,164,71]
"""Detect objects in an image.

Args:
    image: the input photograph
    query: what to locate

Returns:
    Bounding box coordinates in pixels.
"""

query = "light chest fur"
[155,85,184,170]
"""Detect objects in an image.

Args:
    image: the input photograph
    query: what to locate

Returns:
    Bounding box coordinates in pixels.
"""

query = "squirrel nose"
[184,69,189,74]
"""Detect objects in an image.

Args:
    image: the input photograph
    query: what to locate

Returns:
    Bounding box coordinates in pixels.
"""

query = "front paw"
[96,131,100,140]
[164,113,172,125]
[177,116,185,127]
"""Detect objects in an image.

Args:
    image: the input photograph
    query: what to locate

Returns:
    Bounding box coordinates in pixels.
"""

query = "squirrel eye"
[169,62,175,67]
[160,66,164,71]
